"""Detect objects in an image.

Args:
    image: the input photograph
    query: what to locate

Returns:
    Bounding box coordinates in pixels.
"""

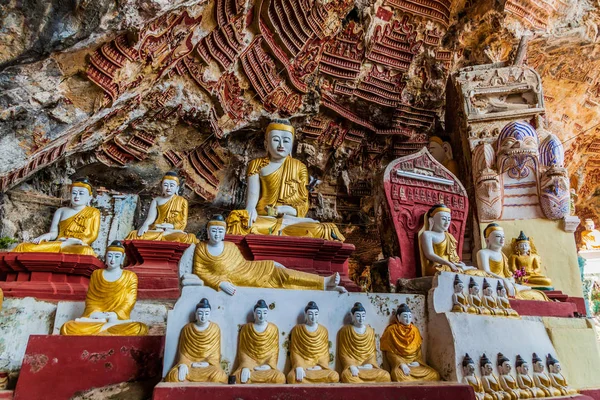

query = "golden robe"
[452,293,469,313]
[193,241,323,291]
[60,269,148,336]
[581,229,600,250]
[483,374,512,400]
[126,195,197,245]
[499,373,531,400]
[533,372,561,397]
[380,321,439,382]
[420,232,487,277]
[516,373,545,398]
[550,373,577,395]
[469,294,492,315]
[489,255,549,302]
[337,325,391,383]
[226,156,345,242]
[482,295,504,316]
[464,375,493,400]
[14,206,100,256]
[165,322,227,383]
[508,254,552,288]
[287,324,339,383]
[497,296,519,318]
[233,323,285,384]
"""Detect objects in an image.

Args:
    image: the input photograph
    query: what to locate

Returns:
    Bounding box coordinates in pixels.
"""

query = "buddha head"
[304,301,319,326]
[265,119,295,162]
[585,218,595,231]
[497,353,511,375]
[207,215,227,245]
[496,281,507,298]
[484,223,505,250]
[468,278,480,296]
[428,136,452,165]
[70,178,93,207]
[480,354,493,376]
[462,353,476,376]
[105,240,125,271]
[351,302,366,327]
[253,299,269,324]
[453,274,464,294]
[161,172,180,197]
[532,353,545,373]
[195,298,211,326]
[427,204,451,233]
[396,303,412,326]
[515,231,531,255]
[482,279,493,297]
[515,355,529,375]
[546,354,561,374]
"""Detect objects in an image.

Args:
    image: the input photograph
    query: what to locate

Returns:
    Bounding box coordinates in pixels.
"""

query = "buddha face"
[464,362,475,376]
[208,225,226,244]
[585,220,595,231]
[266,129,293,161]
[397,311,412,326]
[549,362,561,374]
[195,307,211,325]
[71,186,91,207]
[486,230,505,249]
[105,251,124,270]
[469,284,479,295]
[428,140,447,163]
[454,282,464,293]
[482,363,493,376]
[305,309,319,326]
[517,241,530,254]
[162,179,179,197]
[500,361,511,374]
[254,307,268,324]
[533,361,544,373]
[483,287,493,296]
[352,310,366,326]
[517,362,529,374]
[431,211,451,232]
[497,287,507,297]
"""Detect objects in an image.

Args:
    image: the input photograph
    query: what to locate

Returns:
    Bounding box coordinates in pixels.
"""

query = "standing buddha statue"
[226,119,345,241]
[514,355,545,398]
[462,353,492,400]
[547,354,577,395]
[480,354,511,400]
[380,304,440,382]
[580,218,600,250]
[13,178,100,256]
[287,301,339,383]
[126,172,197,245]
[531,353,561,397]
[497,353,531,399]
[508,232,552,289]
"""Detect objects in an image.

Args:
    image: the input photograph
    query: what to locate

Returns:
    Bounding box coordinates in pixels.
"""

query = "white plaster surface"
[580,250,600,276]
[162,286,426,377]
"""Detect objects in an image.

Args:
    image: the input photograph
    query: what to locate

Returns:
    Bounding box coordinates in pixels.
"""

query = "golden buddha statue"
[13,178,100,256]
[126,172,197,245]
[60,241,148,336]
[531,353,561,397]
[226,120,345,242]
[482,279,504,316]
[496,281,519,318]
[428,136,459,176]
[497,353,531,399]
[187,215,346,295]
[452,274,469,313]
[338,302,391,383]
[580,218,600,250]
[509,232,552,289]
[547,354,577,396]
[233,299,286,384]
[165,298,227,383]
[380,303,440,382]
[481,354,511,400]
[462,354,492,400]
[419,204,487,277]
[287,301,339,384]
[514,355,545,398]
[468,278,491,315]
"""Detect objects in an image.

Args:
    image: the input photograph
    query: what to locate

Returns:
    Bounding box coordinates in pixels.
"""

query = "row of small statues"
[452,275,519,317]
[462,352,577,399]
[166,300,439,384]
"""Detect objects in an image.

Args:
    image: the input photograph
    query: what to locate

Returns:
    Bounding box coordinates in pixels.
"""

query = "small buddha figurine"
[580,218,600,250]
[514,355,545,398]
[338,302,391,383]
[508,232,552,289]
[60,241,148,335]
[482,279,504,316]
[497,353,531,400]
[452,274,469,313]
[418,204,486,277]
[126,172,197,245]
[468,278,491,315]
[13,178,100,256]
[428,136,459,176]
[233,299,286,384]
[546,354,577,395]
[165,298,227,383]
[287,301,339,384]
[531,353,561,397]
[187,215,346,295]
[462,353,492,400]
[226,119,345,242]
[481,354,511,400]
[380,303,440,382]
[496,282,519,318]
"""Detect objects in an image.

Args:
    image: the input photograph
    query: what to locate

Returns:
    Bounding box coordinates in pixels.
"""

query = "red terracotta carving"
[385,0,451,28]
[366,16,423,72]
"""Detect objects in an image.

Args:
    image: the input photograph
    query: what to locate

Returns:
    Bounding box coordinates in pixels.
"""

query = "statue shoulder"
[247,157,270,176]
[288,156,308,171]
[85,206,101,216]
[122,269,138,282]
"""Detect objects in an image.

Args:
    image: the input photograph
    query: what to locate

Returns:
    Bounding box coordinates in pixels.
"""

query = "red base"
[0,391,13,400]
[0,252,104,301]
[14,335,164,400]
[510,299,578,318]
[152,382,477,400]
[580,389,600,400]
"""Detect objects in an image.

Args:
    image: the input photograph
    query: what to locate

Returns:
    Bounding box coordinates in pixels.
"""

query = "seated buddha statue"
[165,298,227,383]
[126,172,197,245]
[462,353,492,400]
[531,353,561,397]
[233,299,286,384]
[580,218,600,250]
[482,279,504,316]
[226,119,345,242]
[380,303,440,382]
[468,278,490,315]
[419,204,486,277]
[287,301,339,384]
[186,215,346,295]
[509,232,552,289]
[480,354,511,400]
[497,353,531,399]
[496,282,519,318]
[514,355,545,398]
[338,302,391,383]
[452,274,469,313]
[60,241,148,336]
[13,178,100,256]
[428,136,459,176]
[547,354,577,396]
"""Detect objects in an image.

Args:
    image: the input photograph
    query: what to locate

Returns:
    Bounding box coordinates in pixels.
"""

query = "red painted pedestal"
[0,391,13,400]
[0,252,104,301]
[14,335,164,400]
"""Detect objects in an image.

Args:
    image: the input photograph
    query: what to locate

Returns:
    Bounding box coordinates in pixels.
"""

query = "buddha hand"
[400,363,411,376]
[138,224,150,236]
[219,281,237,296]
[241,367,251,383]
[307,366,322,371]
[106,312,118,323]
[178,364,189,381]
[31,232,54,244]
[358,364,373,370]
[62,237,84,246]
[350,366,360,377]
[408,362,419,367]
[275,205,297,216]
[245,208,258,227]
[191,361,209,368]
[296,367,306,382]
[254,365,271,371]
[155,223,175,230]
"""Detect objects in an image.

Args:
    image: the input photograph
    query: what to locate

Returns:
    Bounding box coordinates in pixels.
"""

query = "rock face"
[1,0,599,264]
